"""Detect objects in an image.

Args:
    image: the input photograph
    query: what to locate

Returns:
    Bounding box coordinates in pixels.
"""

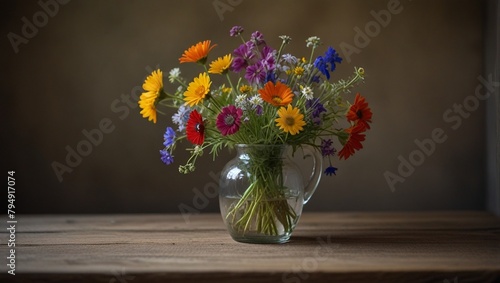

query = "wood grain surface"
[0,212,499,283]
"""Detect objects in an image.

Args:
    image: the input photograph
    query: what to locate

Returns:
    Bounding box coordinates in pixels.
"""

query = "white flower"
[281,54,298,65]
[235,94,248,109]
[279,35,292,44]
[300,85,314,100]
[168,68,181,83]
[306,36,321,48]
[248,95,263,107]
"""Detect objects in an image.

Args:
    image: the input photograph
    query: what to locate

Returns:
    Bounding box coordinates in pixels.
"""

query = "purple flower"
[229,26,244,37]
[163,127,176,147]
[255,105,263,116]
[305,98,327,125]
[216,105,243,136]
[160,149,174,165]
[245,61,266,85]
[320,139,336,157]
[250,31,265,45]
[324,166,337,176]
[232,42,255,72]
[261,46,276,71]
[231,57,247,73]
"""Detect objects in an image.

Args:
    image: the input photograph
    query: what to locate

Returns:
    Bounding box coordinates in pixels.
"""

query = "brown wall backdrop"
[1,0,490,213]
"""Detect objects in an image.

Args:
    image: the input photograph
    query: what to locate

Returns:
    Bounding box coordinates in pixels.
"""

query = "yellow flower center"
[195,86,206,97]
[294,67,304,76]
[285,117,295,126]
[272,96,282,104]
[239,85,251,93]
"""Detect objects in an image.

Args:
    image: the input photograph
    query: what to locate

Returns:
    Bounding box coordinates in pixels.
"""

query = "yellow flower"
[179,40,217,64]
[208,54,233,75]
[183,73,212,107]
[275,105,306,135]
[139,69,163,123]
[293,66,305,76]
[239,85,252,94]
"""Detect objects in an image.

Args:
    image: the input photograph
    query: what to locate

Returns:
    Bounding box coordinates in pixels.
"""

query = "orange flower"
[179,40,217,64]
[338,125,366,160]
[346,93,372,130]
[258,81,294,106]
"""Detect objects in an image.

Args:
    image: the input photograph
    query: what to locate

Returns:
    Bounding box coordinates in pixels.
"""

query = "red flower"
[346,93,372,131]
[186,110,205,145]
[338,124,366,160]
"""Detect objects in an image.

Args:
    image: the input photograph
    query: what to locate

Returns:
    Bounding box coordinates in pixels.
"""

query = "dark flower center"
[224,115,235,126]
[195,123,204,133]
[285,117,295,126]
[356,109,363,119]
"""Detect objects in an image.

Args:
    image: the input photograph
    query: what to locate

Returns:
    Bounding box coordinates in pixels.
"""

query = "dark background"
[1,0,496,214]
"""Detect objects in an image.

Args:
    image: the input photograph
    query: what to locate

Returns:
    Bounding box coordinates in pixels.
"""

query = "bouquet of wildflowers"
[138,26,372,238]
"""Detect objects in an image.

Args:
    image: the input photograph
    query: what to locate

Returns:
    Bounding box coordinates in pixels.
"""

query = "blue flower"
[310,75,321,84]
[160,149,174,165]
[320,139,336,157]
[265,71,276,84]
[324,47,342,71]
[324,166,337,176]
[163,127,176,147]
[314,47,342,80]
[314,56,330,79]
[172,105,191,132]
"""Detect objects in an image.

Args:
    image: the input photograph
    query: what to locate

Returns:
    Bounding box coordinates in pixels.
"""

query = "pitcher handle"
[301,145,323,204]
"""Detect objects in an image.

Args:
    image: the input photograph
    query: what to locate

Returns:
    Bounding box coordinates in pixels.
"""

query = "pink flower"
[216,105,243,136]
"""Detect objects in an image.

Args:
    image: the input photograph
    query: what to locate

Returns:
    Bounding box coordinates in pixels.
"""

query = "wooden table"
[1,212,499,282]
